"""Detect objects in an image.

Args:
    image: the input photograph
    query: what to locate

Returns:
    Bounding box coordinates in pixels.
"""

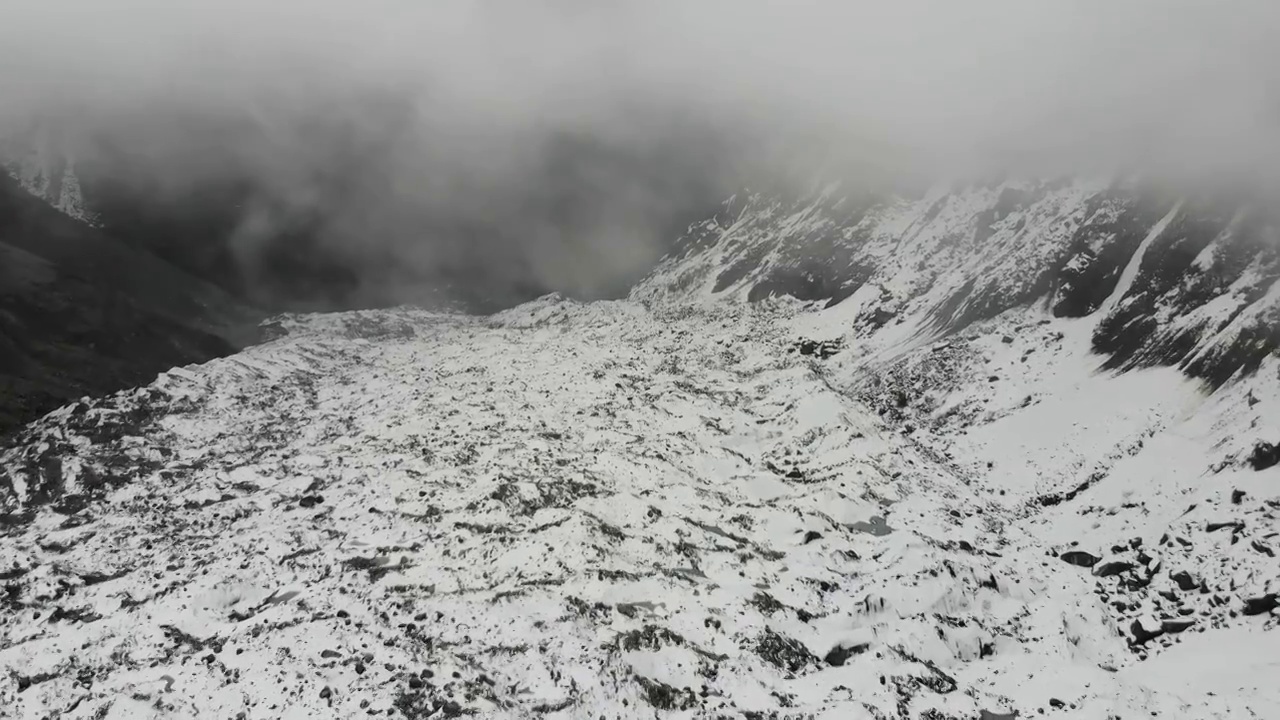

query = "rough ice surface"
[2,180,1279,718]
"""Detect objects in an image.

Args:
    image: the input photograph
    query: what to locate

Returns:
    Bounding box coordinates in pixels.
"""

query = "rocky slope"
[636,179,1280,389]
[0,181,1278,719]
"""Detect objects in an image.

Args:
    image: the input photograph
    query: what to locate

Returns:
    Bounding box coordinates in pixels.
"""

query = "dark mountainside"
[0,116,728,433]
[0,175,255,436]
[639,180,1280,389]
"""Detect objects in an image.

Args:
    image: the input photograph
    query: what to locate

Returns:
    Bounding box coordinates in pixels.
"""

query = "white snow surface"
[1,287,1277,719]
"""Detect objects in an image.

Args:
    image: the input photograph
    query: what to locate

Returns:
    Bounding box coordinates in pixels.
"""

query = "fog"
[2,0,1277,309]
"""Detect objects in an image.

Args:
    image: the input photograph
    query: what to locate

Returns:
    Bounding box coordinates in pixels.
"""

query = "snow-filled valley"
[2,178,1279,719]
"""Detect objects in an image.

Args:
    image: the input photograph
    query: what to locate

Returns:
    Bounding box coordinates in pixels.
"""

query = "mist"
[2,0,1278,309]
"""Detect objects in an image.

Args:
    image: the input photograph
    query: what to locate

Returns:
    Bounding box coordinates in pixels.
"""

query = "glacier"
[1,178,1279,719]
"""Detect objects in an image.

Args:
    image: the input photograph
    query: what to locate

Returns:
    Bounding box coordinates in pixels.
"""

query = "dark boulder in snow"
[1130,617,1164,645]
[1206,520,1244,533]
[823,642,870,667]
[1094,561,1134,577]
[1246,441,1280,471]
[1170,570,1198,592]
[793,338,843,359]
[1241,594,1279,616]
[1059,550,1101,568]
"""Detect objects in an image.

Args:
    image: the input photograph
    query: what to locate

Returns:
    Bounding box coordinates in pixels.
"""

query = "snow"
[2,176,1279,717]
[0,291,1275,719]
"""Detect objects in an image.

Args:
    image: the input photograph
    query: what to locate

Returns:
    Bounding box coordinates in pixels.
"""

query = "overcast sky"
[2,0,1277,305]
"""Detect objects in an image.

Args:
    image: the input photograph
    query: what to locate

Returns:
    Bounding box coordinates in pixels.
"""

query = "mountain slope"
[0,174,258,436]
[0,282,1276,718]
[635,179,1280,388]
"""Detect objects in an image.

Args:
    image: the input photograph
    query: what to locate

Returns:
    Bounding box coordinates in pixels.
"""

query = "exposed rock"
[1093,561,1135,578]
[1241,594,1279,616]
[753,628,818,674]
[1130,616,1165,645]
[1059,550,1101,568]
[823,642,870,667]
[1161,619,1195,634]
[635,675,699,711]
[1206,521,1244,533]
[1246,442,1280,471]
[1170,570,1198,592]
[794,338,843,359]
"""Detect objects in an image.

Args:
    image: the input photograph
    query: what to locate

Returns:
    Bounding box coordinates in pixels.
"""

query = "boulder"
[1130,615,1164,645]
[823,642,870,667]
[1246,441,1280,471]
[1093,561,1134,578]
[1170,570,1198,592]
[1059,550,1101,568]
[1242,594,1279,616]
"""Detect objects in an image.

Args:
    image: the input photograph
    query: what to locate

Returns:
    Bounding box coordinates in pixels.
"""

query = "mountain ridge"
[635,178,1280,389]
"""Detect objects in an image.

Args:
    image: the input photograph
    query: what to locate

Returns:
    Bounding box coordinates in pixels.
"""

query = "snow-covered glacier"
[2,178,1279,719]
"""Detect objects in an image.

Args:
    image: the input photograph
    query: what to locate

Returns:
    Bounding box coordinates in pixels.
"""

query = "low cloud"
[2,0,1277,308]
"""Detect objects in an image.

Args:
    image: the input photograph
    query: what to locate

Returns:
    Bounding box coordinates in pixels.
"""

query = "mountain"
[636,178,1280,389]
[0,173,258,436]
[0,180,1277,718]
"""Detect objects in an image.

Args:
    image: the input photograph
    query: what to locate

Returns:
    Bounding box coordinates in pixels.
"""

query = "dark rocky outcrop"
[1059,550,1101,568]
[794,338,843,359]
[1093,561,1135,578]
[1130,618,1164,645]
[0,175,254,436]
[1241,594,1278,616]
[823,642,870,667]
[1246,442,1280,471]
[645,183,1280,391]
[753,628,818,674]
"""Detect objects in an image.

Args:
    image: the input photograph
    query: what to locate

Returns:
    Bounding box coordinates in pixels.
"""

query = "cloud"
[2,0,1277,307]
